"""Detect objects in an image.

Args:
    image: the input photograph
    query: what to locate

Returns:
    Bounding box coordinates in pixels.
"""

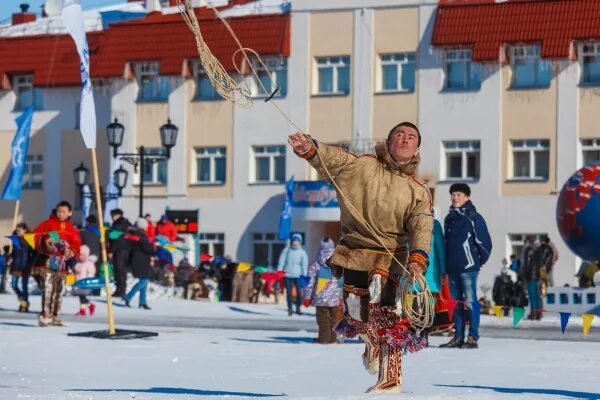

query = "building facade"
[1,0,600,288]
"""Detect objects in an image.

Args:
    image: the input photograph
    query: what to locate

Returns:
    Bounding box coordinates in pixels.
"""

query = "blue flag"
[278,176,294,240]
[2,106,34,200]
[560,312,571,334]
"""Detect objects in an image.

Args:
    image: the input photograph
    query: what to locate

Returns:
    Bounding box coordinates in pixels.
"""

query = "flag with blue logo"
[2,106,34,200]
[63,0,97,148]
[278,176,294,240]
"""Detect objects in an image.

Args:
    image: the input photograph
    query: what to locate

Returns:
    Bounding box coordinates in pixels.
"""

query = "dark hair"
[56,201,73,211]
[110,208,124,217]
[15,222,30,233]
[86,215,98,224]
[2,245,10,253]
[387,122,421,147]
[449,183,471,197]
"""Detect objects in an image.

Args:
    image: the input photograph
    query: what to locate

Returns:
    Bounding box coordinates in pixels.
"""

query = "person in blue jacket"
[440,183,492,349]
[277,233,309,316]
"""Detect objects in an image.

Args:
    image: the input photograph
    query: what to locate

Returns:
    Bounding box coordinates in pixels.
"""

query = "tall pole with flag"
[1,106,34,234]
[62,0,115,335]
[278,176,294,241]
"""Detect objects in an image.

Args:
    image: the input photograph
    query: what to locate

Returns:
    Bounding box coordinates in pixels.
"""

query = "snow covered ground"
[1,294,600,400]
[1,293,598,341]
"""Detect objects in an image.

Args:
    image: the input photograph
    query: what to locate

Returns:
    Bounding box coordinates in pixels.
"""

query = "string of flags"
[489,304,597,336]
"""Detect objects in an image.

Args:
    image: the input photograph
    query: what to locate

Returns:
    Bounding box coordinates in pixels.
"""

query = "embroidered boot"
[366,341,402,393]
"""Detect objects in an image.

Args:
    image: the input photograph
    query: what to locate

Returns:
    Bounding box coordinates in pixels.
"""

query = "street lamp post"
[106,118,178,217]
[74,162,127,213]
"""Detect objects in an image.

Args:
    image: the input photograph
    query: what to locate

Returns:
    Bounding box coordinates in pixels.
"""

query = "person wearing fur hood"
[288,122,433,393]
[73,245,97,316]
[304,237,340,344]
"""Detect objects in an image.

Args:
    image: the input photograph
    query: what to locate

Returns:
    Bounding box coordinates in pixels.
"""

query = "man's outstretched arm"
[287,132,357,180]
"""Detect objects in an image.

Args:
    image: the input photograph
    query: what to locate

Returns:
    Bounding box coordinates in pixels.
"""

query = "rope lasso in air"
[176,0,434,329]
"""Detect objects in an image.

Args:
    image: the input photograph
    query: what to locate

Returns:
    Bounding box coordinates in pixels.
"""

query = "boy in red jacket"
[33,201,81,327]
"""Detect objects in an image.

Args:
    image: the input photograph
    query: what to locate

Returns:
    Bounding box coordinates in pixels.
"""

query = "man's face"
[388,126,419,163]
[16,227,25,236]
[291,240,301,249]
[450,192,469,208]
[111,214,121,222]
[55,206,72,222]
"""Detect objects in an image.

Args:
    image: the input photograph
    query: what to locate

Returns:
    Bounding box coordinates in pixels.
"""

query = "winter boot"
[463,336,478,349]
[526,312,535,320]
[360,324,380,375]
[439,337,464,348]
[18,299,28,313]
[535,309,543,321]
[366,342,402,393]
[51,317,66,327]
[75,307,87,316]
[38,315,53,327]
[88,303,96,316]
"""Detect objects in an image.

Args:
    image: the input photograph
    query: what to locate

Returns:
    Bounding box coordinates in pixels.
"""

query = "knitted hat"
[449,183,471,197]
[291,233,303,244]
[319,237,335,252]
[136,217,148,230]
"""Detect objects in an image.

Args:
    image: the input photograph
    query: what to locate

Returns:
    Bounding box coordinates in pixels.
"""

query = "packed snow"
[0,295,599,400]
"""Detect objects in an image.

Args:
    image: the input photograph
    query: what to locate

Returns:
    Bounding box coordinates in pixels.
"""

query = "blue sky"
[0,0,126,23]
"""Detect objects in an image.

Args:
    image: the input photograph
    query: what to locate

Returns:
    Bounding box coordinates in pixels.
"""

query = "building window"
[252,57,288,98]
[508,233,546,259]
[193,60,221,100]
[379,53,416,93]
[252,232,285,268]
[510,45,551,88]
[22,155,43,190]
[315,56,350,95]
[581,42,600,85]
[444,49,481,91]
[142,148,167,185]
[136,62,169,102]
[13,74,42,111]
[510,140,550,180]
[581,138,600,165]
[442,140,480,180]
[195,147,226,184]
[195,71,221,100]
[251,145,285,184]
[199,233,225,257]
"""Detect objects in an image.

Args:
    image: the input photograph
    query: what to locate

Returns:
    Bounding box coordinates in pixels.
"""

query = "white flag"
[82,183,92,225]
[62,0,96,149]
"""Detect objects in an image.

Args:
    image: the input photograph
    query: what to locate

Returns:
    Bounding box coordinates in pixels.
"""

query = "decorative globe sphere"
[556,163,600,261]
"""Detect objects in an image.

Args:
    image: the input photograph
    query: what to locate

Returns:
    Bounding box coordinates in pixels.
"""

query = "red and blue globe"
[556,163,600,261]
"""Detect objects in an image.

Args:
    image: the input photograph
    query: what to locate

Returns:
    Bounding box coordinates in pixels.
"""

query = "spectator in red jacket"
[144,213,157,244]
[156,214,178,243]
[34,202,81,258]
[33,201,81,327]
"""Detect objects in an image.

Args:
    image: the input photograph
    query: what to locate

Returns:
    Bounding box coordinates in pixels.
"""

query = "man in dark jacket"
[441,183,492,349]
[123,218,155,309]
[109,209,131,298]
[520,236,545,320]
